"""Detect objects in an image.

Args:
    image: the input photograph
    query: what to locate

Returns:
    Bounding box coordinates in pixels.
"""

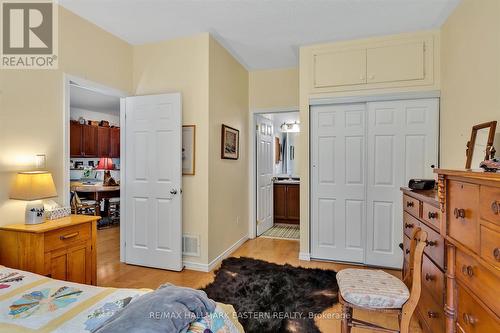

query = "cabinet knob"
[425,273,434,281]
[426,240,437,247]
[405,249,410,254]
[428,211,438,219]
[461,265,474,277]
[493,248,500,261]
[454,208,466,219]
[368,74,375,80]
[406,201,414,208]
[427,311,438,319]
[491,201,499,215]
[404,223,414,229]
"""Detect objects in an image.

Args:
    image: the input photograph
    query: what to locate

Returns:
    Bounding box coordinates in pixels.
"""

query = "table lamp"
[10,171,57,225]
[97,157,117,186]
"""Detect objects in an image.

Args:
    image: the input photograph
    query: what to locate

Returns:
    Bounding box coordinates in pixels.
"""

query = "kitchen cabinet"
[274,183,300,224]
[110,127,120,158]
[97,127,110,157]
[82,125,98,157]
[70,122,83,157]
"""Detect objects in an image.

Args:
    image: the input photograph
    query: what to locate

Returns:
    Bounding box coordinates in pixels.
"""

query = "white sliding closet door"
[311,103,366,263]
[365,98,438,268]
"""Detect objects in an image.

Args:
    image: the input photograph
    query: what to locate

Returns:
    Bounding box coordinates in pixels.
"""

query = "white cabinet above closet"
[307,32,438,94]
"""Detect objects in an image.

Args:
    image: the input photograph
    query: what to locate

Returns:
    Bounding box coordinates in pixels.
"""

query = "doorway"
[253,111,301,241]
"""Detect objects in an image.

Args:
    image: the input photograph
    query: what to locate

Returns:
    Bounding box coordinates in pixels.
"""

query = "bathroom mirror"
[465,121,497,169]
[282,132,300,176]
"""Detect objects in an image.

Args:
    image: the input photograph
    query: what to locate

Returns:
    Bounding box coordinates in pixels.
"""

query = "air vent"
[182,234,200,257]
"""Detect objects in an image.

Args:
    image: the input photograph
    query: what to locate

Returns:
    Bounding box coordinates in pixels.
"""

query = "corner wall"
[249,68,299,110]
[440,0,500,168]
[208,37,249,262]
[0,6,133,226]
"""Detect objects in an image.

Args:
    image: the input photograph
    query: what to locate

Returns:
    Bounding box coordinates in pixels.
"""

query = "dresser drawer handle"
[425,240,437,247]
[461,265,474,277]
[454,208,466,219]
[425,273,434,281]
[427,311,438,319]
[405,249,410,255]
[427,211,438,219]
[463,313,477,325]
[406,201,414,208]
[492,201,499,215]
[60,232,79,240]
[404,223,414,229]
[494,248,500,261]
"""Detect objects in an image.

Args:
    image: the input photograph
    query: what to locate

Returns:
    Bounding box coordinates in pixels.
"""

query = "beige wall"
[0,7,133,226]
[133,34,211,265]
[249,68,299,110]
[208,37,249,262]
[440,0,500,168]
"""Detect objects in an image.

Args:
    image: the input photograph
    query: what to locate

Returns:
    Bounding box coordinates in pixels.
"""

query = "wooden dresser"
[401,187,446,333]
[0,215,99,285]
[435,169,500,333]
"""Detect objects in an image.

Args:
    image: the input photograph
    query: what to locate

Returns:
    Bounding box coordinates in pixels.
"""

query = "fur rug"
[202,257,338,333]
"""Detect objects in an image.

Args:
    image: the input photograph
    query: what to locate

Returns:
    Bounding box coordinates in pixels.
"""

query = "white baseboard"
[299,252,311,261]
[183,235,248,272]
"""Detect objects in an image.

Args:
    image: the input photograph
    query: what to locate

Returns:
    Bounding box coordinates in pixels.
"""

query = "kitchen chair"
[71,191,100,216]
[337,228,428,333]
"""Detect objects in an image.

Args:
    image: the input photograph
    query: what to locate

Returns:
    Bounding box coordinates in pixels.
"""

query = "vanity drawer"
[480,186,500,226]
[456,248,500,316]
[418,289,445,333]
[457,284,500,333]
[421,254,445,307]
[403,212,420,238]
[422,202,440,231]
[448,180,480,253]
[403,194,420,218]
[44,223,91,253]
[480,225,500,269]
[419,221,445,269]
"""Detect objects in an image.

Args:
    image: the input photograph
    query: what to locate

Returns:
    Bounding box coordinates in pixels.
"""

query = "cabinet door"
[49,250,67,281]
[367,41,425,84]
[82,125,98,157]
[70,122,83,157]
[313,48,366,88]
[109,127,120,158]
[67,244,91,284]
[285,185,300,222]
[274,184,287,221]
[97,127,110,157]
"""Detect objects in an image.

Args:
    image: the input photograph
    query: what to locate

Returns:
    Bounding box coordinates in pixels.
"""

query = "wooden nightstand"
[0,215,99,285]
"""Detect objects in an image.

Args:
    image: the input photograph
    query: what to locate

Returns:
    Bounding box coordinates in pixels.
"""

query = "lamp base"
[25,201,45,225]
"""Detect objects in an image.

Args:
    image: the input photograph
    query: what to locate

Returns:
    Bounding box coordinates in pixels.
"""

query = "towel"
[93,284,216,333]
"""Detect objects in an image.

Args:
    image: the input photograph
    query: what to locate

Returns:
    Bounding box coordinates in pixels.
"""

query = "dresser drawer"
[448,180,480,253]
[418,289,445,333]
[403,234,411,264]
[456,284,500,333]
[403,194,420,218]
[403,212,420,238]
[456,248,500,316]
[422,202,440,231]
[44,223,91,253]
[479,186,500,226]
[421,254,445,307]
[419,221,445,269]
[480,225,500,269]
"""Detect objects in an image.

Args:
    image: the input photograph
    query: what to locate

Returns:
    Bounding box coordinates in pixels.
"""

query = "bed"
[0,265,244,333]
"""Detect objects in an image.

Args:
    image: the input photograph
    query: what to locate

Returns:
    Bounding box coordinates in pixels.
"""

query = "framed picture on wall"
[221,124,239,160]
[182,125,196,175]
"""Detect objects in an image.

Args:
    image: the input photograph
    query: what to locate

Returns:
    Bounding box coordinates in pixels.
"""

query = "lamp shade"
[10,171,57,201]
[97,158,114,170]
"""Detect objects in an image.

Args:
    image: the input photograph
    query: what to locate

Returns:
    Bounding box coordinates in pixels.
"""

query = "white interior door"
[124,93,183,271]
[256,115,274,236]
[366,98,438,268]
[311,103,366,263]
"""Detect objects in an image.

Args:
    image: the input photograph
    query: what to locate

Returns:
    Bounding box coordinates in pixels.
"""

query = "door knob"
[170,189,178,195]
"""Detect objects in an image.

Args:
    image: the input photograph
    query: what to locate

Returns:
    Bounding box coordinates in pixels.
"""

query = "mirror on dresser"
[465,121,497,169]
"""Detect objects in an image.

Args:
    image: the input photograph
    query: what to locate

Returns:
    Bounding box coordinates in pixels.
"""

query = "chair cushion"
[337,268,409,309]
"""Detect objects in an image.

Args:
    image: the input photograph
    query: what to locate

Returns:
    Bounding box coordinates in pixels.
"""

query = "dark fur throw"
[202,257,338,333]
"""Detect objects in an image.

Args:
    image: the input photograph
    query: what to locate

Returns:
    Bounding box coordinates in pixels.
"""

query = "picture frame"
[182,125,196,175]
[221,124,240,160]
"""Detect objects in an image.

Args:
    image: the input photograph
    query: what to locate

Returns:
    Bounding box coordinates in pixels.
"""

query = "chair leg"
[399,310,410,333]
[341,303,352,333]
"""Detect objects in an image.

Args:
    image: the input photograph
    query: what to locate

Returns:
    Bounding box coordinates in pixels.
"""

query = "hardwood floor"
[97,227,422,332]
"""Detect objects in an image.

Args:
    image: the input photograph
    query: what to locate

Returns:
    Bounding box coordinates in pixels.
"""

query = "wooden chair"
[70,191,100,216]
[337,228,428,333]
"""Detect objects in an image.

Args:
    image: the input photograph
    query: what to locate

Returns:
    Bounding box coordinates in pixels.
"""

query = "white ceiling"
[70,84,120,115]
[60,0,461,70]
